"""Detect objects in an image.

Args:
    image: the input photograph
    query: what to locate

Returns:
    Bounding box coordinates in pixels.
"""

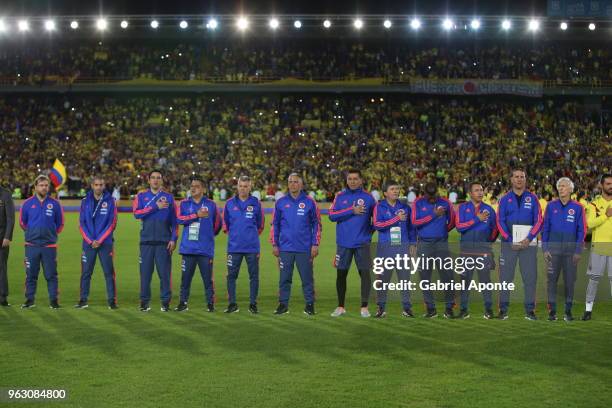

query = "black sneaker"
[547,311,557,321]
[224,303,239,313]
[483,309,494,320]
[108,302,118,310]
[498,310,509,320]
[443,308,455,319]
[423,308,437,318]
[581,311,592,321]
[140,301,151,312]
[0,300,10,307]
[304,303,315,316]
[248,303,258,314]
[161,303,170,312]
[207,303,215,312]
[564,312,574,321]
[49,300,61,309]
[174,302,188,312]
[74,300,88,309]
[402,308,415,318]
[458,309,470,319]
[274,303,289,315]
[525,311,538,321]
[374,307,386,318]
[21,299,35,309]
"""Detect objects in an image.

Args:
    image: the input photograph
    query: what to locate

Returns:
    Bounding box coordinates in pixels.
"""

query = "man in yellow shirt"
[582,174,612,321]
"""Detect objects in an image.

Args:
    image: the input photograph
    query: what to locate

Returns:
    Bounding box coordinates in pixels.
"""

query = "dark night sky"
[0,1,548,16]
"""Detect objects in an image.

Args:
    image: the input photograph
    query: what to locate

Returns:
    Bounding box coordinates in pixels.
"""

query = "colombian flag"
[49,159,67,188]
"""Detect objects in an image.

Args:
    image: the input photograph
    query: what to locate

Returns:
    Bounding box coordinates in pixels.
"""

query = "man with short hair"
[132,170,178,312]
[20,175,64,309]
[77,176,119,309]
[496,168,543,320]
[175,176,221,312]
[542,177,586,322]
[329,169,376,318]
[271,173,321,316]
[456,182,498,319]
[582,173,612,321]
[223,175,264,314]
[0,183,15,306]
[412,181,456,318]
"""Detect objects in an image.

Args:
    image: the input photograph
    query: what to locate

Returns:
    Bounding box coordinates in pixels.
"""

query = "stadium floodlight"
[120,20,128,29]
[96,18,108,31]
[588,23,596,31]
[18,20,29,32]
[206,18,218,30]
[383,19,392,29]
[470,19,481,30]
[528,19,540,32]
[70,20,79,29]
[442,18,454,31]
[269,18,280,30]
[179,20,188,29]
[501,19,511,30]
[410,18,422,30]
[323,19,331,28]
[293,20,302,29]
[44,19,56,31]
[353,18,363,30]
[560,21,568,30]
[150,20,159,29]
[0,20,6,32]
[236,17,249,31]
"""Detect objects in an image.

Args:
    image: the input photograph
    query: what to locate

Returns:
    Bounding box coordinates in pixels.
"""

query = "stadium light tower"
[70,20,79,29]
[470,18,481,30]
[323,19,331,28]
[44,19,56,32]
[0,19,6,32]
[588,23,596,30]
[96,18,108,31]
[206,18,218,30]
[236,16,249,31]
[18,20,29,32]
[179,20,188,29]
[353,18,363,30]
[269,18,280,30]
[120,20,128,29]
[383,19,392,29]
[293,20,302,29]
[528,19,540,32]
[442,18,454,31]
[150,20,159,29]
[410,18,422,30]
[501,19,511,30]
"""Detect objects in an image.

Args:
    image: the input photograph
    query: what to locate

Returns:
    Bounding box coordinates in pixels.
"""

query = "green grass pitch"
[1,213,611,408]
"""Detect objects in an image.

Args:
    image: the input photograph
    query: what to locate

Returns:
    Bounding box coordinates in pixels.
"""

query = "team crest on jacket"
[568,208,575,215]
[201,206,209,212]
[159,196,167,202]
[357,198,365,206]
[46,203,53,209]
[102,202,108,208]
[298,202,306,209]
[525,196,531,203]
[247,205,254,212]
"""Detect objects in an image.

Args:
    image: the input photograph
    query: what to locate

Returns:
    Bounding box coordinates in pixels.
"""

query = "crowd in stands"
[0,40,610,84]
[0,95,609,202]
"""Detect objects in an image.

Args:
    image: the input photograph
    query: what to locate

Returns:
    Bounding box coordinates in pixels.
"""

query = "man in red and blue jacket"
[328,169,376,318]
[270,173,321,316]
[411,181,456,318]
[77,176,118,310]
[372,181,417,318]
[455,182,498,319]
[496,168,543,320]
[542,177,586,321]
[222,175,264,314]
[174,176,221,312]
[19,175,64,309]
[132,170,178,312]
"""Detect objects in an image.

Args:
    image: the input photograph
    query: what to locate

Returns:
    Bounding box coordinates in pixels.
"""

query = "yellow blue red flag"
[49,159,67,188]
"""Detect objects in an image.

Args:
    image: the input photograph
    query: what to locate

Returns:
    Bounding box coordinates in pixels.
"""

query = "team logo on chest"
[297,201,306,216]
[566,207,575,223]
[245,205,254,219]
[524,196,532,209]
[102,202,108,208]
[159,196,167,202]
[45,203,54,217]
[357,198,365,206]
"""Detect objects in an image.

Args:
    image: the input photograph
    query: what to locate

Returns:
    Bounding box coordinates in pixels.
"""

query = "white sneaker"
[360,307,370,318]
[330,307,346,317]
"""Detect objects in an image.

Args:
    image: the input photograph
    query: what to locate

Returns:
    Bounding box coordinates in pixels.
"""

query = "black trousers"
[0,246,9,301]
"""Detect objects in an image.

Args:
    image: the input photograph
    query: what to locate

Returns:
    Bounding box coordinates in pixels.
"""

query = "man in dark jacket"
[0,184,15,306]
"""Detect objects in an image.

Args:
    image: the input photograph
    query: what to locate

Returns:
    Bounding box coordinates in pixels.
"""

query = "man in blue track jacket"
[455,182,498,319]
[132,170,178,312]
[19,175,64,309]
[270,173,321,316]
[174,176,221,312]
[542,177,586,321]
[77,176,118,310]
[372,181,417,318]
[328,169,376,318]
[496,168,543,320]
[223,175,264,314]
